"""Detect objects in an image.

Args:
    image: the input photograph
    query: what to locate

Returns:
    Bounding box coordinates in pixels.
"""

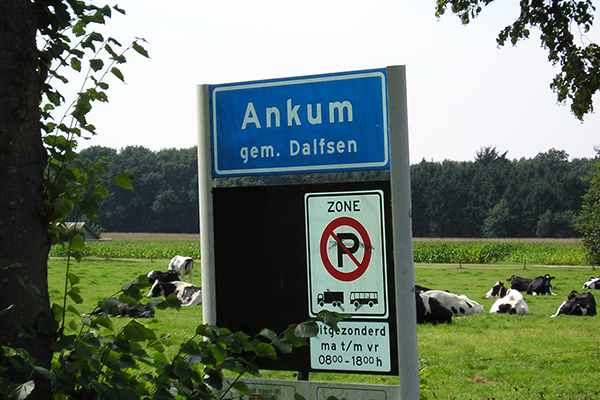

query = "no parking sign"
[305,190,388,318]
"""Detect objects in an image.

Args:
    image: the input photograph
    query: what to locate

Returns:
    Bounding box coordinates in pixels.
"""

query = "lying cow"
[90,302,155,318]
[526,274,555,296]
[147,280,202,306]
[168,255,194,283]
[552,291,596,317]
[415,291,453,324]
[583,276,600,290]
[147,270,179,285]
[490,289,530,315]
[485,281,508,299]
[423,290,484,316]
[507,275,533,291]
[507,274,555,295]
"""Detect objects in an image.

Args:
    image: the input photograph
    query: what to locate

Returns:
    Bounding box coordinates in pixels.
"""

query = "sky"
[74,0,599,163]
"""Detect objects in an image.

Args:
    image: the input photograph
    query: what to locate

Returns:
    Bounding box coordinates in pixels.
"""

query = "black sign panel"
[212,180,398,374]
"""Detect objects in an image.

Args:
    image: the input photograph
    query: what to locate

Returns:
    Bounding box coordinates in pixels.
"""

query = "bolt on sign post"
[197,66,417,399]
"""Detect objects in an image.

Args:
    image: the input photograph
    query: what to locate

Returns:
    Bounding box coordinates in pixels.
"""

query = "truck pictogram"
[317,291,344,308]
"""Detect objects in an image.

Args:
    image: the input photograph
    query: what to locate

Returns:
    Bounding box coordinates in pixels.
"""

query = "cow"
[485,281,508,299]
[423,290,484,316]
[526,274,555,296]
[147,270,179,285]
[168,255,194,283]
[583,276,600,290]
[415,284,435,293]
[551,291,596,317]
[147,280,202,306]
[90,302,155,318]
[490,289,530,315]
[415,291,453,324]
[506,275,534,292]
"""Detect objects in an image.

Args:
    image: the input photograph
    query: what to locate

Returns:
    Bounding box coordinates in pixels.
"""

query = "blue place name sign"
[210,69,389,177]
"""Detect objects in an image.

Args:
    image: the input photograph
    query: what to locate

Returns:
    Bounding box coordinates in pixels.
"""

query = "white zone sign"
[305,190,387,318]
[311,321,391,372]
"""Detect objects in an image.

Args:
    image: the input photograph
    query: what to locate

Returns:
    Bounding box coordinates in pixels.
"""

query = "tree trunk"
[0,0,54,398]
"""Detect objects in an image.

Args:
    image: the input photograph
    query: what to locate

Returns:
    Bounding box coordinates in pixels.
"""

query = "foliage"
[435,0,600,120]
[50,240,201,259]
[2,257,342,399]
[37,3,147,245]
[77,146,200,234]
[575,148,600,264]
[69,146,594,238]
[412,238,587,265]
[411,147,593,238]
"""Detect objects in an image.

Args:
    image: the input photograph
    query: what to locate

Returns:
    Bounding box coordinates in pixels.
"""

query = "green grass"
[48,257,600,399]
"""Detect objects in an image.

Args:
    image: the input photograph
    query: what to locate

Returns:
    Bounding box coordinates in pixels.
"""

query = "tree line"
[79,145,595,239]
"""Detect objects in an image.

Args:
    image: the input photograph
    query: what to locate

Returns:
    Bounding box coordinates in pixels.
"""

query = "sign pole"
[197,84,217,325]
[387,66,419,399]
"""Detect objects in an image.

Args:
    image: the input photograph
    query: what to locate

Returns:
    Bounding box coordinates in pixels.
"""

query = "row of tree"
[79,145,595,238]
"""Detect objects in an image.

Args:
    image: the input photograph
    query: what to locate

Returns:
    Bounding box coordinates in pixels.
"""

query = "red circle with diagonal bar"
[320,216,371,282]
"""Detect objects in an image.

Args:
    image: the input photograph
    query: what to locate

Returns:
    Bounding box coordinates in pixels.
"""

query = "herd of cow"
[92,255,200,319]
[100,255,600,326]
[416,273,600,324]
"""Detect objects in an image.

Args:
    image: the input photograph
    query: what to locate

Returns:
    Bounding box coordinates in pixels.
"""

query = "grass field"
[48,243,600,400]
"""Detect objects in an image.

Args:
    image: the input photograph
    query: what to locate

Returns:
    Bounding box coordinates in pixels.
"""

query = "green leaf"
[293,320,319,338]
[32,365,57,381]
[123,320,157,342]
[0,304,14,316]
[173,360,194,379]
[69,234,85,251]
[68,287,83,304]
[115,173,133,189]
[251,340,277,359]
[111,67,125,82]
[259,328,277,342]
[70,57,81,72]
[67,272,80,286]
[15,275,40,297]
[272,337,293,354]
[90,59,104,72]
[8,381,34,400]
[132,41,150,58]
[230,380,249,395]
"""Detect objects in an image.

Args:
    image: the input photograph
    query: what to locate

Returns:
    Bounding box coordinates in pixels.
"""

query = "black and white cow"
[526,274,555,296]
[506,275,534,291]
[423,290,484,316]
[583,276,600,290]
[147,270,179,285]
[485,281,509,299]
[168,255,194,283]
[551,291,596,317]
[490,289,530,315]
[90,302,155,318]
[147,280,202,306]
[415,284,435,293]
[415,291,453,324]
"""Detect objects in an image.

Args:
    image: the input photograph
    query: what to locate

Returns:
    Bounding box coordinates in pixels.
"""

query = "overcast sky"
[75,0,599,163]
